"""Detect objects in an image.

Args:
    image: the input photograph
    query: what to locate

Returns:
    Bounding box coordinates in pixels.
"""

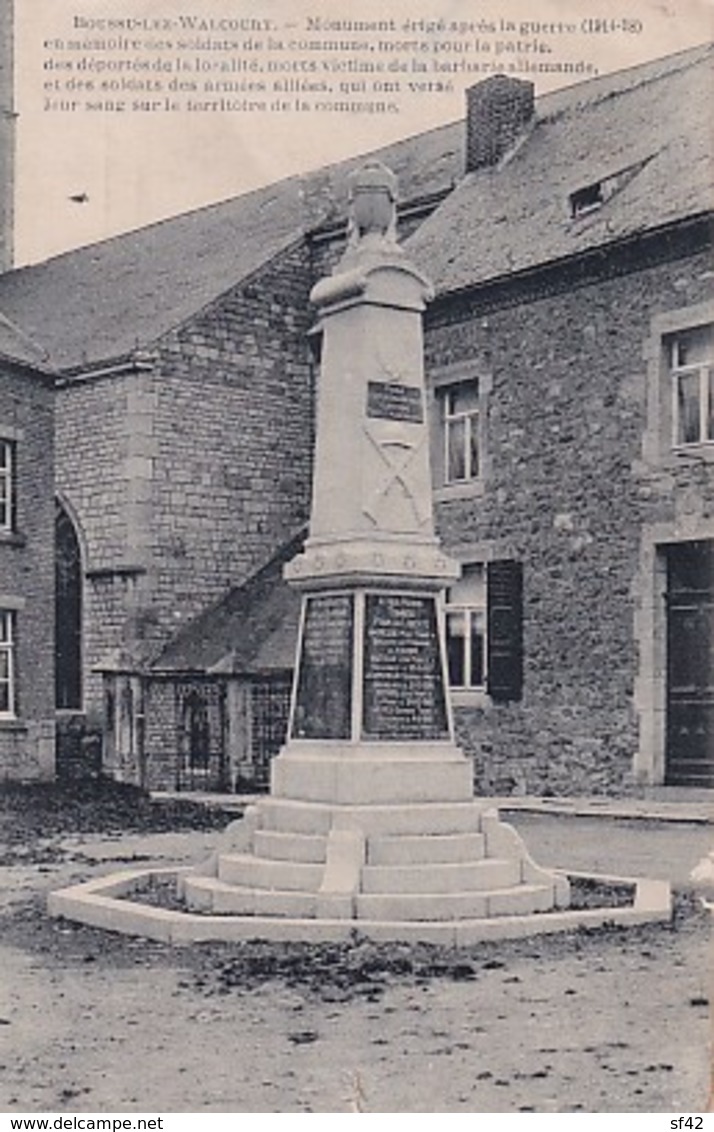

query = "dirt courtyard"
[0,785,711,1114]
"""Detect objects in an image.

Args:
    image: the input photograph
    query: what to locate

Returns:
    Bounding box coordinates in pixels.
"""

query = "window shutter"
[487,560,523,703]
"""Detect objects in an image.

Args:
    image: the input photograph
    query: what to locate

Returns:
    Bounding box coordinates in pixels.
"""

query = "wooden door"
[666,540,714,786]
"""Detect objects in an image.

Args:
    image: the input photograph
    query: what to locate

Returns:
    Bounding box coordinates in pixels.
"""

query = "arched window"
[55,501,82,710]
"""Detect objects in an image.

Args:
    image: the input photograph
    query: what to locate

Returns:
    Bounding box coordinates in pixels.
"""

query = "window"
[430,363,491,496]
[0,439,15,532]
[0,612,15,716]
[439,380,480,484]
[670,325,714,448]
[55,502,83,711]
[445,559,523,702]
[446,565,487,689]
[642,303,714,467]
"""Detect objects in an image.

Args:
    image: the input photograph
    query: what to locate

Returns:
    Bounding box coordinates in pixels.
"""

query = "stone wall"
[149,239,315,646]
[56,372,135,708]
[0,362,55,778]
[426,233,714,795]
[142,679,176,791]
[55,240,316,715]
[57,377,128,567]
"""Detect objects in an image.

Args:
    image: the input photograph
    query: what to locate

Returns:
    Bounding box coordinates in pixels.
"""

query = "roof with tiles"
[406,42,714,294]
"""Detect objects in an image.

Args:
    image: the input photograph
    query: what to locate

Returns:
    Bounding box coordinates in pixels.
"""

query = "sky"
[12,0,714,265]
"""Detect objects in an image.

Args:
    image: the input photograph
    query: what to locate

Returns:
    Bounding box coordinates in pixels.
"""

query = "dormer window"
[570,182,603,218]
[569,155,653,221]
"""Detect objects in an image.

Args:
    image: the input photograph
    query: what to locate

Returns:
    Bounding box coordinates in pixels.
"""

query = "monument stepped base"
[47,744,675,945]
[179,742,571,922]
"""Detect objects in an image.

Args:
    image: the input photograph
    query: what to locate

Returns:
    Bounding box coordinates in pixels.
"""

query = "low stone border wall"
[47,866,672,946]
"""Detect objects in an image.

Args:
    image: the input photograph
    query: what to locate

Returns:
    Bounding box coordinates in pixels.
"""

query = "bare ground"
[0,782,711,1114]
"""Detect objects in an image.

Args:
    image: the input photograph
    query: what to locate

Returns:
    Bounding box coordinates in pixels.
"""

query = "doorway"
[666,539,714,786]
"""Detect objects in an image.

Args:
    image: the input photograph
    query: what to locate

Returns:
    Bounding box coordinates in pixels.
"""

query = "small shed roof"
[151,529,305,676]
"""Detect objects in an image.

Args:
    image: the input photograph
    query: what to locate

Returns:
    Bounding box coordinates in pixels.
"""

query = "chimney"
[0,0,15,273]
[465,75,534,173]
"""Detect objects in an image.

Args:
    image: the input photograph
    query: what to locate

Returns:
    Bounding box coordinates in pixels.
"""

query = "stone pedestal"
[182,161,569,930]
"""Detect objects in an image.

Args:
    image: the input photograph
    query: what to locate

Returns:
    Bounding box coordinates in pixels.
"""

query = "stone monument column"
[272,161,470,806]
[49,162,579,938]
[177,161,568,932]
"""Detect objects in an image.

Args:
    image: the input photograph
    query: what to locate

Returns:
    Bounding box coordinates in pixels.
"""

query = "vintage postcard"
[0,0,712,1117]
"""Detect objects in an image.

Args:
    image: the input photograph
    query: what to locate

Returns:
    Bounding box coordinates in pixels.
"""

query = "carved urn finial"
[347,160,398,245]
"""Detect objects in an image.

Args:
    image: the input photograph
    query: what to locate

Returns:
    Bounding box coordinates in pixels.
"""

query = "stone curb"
[47,866,672,946]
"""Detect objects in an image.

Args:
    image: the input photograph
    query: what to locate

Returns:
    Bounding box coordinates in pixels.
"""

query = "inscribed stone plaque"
[291,593,354,740]
[367,381,424,423]
[362,592,449,741]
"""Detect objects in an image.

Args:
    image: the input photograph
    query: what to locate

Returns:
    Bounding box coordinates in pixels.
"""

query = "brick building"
[0,314,55,779]
[0,43,711,792]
